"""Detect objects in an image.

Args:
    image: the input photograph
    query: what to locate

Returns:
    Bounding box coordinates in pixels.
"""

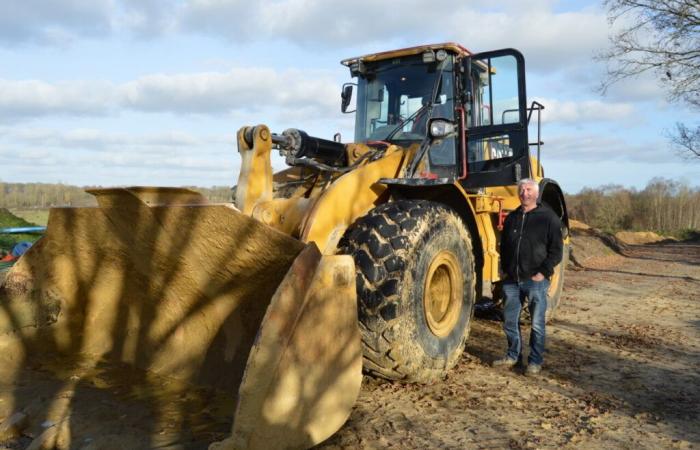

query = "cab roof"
[340,42,472,67]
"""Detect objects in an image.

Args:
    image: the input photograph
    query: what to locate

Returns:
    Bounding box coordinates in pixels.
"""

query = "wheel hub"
[423,250,463,337]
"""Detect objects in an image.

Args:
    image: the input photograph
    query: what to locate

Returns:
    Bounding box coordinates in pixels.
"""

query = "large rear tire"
[339,200,476,382]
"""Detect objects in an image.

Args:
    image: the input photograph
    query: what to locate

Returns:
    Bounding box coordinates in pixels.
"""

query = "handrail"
[500,102,545,177]
[527,101,545,178]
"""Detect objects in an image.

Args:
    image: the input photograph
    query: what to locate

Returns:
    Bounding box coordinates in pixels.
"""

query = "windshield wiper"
[383,105,429,141]
[385,65,445,142]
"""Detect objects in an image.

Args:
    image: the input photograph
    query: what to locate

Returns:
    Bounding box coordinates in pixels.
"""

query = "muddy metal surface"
[321,241,700,449]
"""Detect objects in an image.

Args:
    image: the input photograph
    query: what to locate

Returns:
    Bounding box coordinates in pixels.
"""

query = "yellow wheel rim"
[423,250,463,337]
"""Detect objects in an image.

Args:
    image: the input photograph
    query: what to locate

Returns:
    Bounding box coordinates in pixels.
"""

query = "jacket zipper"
[515,210,526,282]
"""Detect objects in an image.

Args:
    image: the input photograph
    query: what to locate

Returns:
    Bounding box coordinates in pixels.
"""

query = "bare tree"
[670,122,700,159]
[599,0,700,159]
[567,179,700,234]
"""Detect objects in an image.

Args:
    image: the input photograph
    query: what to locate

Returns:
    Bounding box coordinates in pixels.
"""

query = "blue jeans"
[502,279,549,365]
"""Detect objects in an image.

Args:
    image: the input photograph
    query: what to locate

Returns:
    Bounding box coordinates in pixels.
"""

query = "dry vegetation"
[0,183,233,209]
[566,178,700,238]
[3,178,699,238]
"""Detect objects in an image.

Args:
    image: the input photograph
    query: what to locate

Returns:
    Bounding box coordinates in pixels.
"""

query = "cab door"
[460,49,530,188]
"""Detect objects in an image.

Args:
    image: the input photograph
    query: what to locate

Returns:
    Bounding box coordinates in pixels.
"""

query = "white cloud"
[0,127,239,186]
[0,71,639,128]
[0,154,238,186]
[1,127,230,154]
[0,79,118,119]
[0,1,610,79]
[544,133,667,163]
[120,68,338,114]
[0,0,187,45]
[0,1,629,104]
[544,158,694,193]
[603,72,667,104]
[178,1,609,73]
[116,0,179,36]
[534,97,636,124]
[0,68,339,120]
[449,10,609,72]
[0,0,114,45]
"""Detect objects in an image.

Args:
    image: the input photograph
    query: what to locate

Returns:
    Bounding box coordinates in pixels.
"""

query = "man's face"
[518,183,538,209]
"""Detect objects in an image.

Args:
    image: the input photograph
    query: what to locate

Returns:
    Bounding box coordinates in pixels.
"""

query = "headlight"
[429,119,457,139]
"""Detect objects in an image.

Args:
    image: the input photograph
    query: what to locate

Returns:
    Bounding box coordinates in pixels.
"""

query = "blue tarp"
[11,241,32,257]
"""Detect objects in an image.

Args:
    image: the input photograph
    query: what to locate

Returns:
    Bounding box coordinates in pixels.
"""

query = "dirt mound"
[569,225,624,267]
[568,220,683,267]
[569,219,591,231]
[615,230,673,245]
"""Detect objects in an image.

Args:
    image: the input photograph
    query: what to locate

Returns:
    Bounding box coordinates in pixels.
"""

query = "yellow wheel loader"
[0,43,569,449]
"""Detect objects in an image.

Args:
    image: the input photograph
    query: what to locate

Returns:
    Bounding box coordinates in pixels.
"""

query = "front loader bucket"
[0,187,361,449]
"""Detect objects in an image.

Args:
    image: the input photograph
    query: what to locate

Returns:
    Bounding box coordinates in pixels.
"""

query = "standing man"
[493,178,563,375]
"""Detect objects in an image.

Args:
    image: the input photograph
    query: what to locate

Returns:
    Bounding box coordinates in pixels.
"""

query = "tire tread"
[340,200,475,381]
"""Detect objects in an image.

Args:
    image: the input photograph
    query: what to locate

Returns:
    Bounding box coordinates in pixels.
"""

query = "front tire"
[340,200,476,382]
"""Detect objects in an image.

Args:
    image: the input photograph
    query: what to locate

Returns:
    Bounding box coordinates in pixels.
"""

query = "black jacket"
[500,203,563,282]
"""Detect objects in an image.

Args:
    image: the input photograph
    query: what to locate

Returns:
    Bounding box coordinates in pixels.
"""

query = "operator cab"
[341,44,537,187]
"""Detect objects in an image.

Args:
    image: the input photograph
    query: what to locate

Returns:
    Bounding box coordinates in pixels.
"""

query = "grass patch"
[10,208,49,226]
[0,208,43,252]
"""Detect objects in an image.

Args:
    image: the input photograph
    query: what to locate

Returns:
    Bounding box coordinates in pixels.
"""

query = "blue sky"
[0,0,697,193]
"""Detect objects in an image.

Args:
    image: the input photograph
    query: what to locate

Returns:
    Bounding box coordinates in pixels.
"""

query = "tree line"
[0,182,234,209]
[2,179,698,236]
[566,178,700,236]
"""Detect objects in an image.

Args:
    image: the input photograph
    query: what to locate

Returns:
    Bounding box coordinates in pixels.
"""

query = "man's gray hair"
[517,178,539,192]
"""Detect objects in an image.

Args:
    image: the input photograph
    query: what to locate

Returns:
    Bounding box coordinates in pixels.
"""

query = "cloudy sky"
[0,0,697,193]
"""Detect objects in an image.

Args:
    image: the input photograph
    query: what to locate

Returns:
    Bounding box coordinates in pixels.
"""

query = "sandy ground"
[320,239,700,449]
[0,235,698,449]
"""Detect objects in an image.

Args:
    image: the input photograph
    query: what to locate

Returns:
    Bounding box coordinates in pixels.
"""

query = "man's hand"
[531,272,545,282]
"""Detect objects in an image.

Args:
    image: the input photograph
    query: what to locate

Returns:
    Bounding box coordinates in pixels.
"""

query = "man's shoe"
[492,357,518,368]
[526,364,542,375]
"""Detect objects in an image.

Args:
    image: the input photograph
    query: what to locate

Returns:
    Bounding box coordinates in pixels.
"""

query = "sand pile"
[614,231,673,245]
[569,219,591,231]
[568,221,623,266]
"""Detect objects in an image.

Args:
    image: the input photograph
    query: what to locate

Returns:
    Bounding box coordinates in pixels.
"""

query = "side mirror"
[428,118,457,139]
[341,83,355,113]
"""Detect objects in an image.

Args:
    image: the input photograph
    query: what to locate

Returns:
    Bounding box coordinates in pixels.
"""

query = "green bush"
[675,229,700,241]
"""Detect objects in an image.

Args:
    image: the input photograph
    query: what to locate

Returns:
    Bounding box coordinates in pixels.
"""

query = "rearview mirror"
[341,83,355,113]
